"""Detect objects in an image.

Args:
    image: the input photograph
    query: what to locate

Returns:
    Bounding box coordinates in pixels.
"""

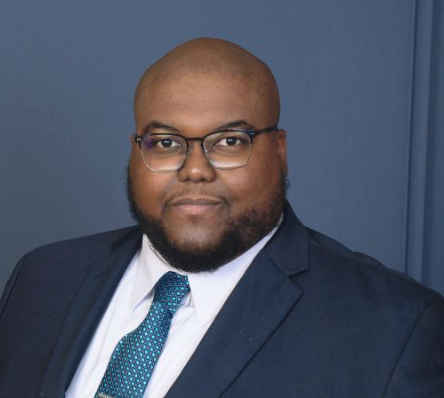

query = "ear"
[275,129,288,175]
[129,132,143,167]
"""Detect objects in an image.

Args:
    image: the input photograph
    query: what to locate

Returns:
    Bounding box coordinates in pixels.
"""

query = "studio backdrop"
[1,0,443,294]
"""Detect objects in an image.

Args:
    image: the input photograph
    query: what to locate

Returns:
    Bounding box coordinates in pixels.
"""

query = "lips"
[169,197,224,215]
[170,197,223,206]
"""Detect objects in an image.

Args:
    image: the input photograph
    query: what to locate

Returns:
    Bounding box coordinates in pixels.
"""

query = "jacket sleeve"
[383,296,444,398]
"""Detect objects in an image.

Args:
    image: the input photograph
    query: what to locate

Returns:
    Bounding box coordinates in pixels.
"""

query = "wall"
[1,0,443,294]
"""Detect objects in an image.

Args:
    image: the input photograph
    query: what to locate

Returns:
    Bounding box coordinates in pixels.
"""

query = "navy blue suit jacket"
[1,203,443,397]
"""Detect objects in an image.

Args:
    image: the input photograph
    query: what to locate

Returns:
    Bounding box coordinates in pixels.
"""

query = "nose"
[176,141,217,183]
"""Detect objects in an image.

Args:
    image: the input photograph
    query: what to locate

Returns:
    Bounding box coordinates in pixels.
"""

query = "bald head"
[134,38,280,126]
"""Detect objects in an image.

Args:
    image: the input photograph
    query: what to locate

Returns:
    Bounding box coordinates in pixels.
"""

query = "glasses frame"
[133,125,278,172]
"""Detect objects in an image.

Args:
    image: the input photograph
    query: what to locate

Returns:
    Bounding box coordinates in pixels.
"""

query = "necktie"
[95,271,190,398]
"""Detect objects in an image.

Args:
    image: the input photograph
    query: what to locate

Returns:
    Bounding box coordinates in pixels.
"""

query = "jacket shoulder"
[305,227,443,304]
[0,226,141,316]
[25,226,140,261]
[7,226,141,293]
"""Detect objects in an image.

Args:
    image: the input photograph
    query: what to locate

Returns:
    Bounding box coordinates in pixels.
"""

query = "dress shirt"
[66,220,281,398]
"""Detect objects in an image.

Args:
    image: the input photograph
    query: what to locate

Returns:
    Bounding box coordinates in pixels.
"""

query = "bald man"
[0,39,443,398]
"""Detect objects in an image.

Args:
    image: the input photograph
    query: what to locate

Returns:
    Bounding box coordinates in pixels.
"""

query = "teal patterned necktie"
[95,271,190,398]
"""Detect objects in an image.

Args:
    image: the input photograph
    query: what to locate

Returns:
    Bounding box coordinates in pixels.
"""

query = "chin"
[169,230,222,250]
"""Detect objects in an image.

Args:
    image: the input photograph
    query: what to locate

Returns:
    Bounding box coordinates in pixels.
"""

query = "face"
[128,72,288,272]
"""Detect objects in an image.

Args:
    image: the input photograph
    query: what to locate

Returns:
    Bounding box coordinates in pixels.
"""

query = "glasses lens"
[204,131,252,169]
[141,134,187,171]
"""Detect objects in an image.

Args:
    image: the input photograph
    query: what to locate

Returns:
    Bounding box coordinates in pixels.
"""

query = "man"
[0,38,443,398]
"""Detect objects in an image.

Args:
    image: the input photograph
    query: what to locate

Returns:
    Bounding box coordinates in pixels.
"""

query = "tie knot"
[153,271,190,313]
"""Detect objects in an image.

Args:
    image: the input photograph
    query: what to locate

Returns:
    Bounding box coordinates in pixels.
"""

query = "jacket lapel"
[38,228,142,398]
[166,203,310,398]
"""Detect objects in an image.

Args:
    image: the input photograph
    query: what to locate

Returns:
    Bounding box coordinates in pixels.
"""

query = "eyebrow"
[142,119,256,134]
[143,121,179,133]
[215,120,255,131]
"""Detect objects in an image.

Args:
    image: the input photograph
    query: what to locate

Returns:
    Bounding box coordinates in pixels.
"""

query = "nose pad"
[185,140,211,165]
[177,140,216,182]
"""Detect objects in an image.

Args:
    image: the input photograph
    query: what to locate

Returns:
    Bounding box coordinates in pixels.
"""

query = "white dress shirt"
[66,221,280,398]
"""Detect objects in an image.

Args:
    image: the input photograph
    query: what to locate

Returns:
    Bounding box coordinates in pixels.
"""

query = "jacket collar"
[265,200,310,276]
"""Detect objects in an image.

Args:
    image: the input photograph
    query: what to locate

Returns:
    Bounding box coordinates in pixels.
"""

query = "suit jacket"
[0,203,443,398]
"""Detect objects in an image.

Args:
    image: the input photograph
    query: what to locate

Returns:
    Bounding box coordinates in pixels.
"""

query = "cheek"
[129,152,170,214]
[220,162,278,209]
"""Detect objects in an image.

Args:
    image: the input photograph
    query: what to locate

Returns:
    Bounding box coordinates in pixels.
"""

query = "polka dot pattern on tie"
[95,271,190,398]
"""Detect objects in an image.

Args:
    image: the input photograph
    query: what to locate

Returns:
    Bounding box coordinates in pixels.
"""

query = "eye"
[215,136,243,146]
[153,138,181,148]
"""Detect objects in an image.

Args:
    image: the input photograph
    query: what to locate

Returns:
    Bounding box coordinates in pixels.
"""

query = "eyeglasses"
[133,126,278,172]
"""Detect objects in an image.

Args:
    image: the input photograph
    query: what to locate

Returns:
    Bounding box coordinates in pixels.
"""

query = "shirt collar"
[129,237,185,313]
[130,214,283,327]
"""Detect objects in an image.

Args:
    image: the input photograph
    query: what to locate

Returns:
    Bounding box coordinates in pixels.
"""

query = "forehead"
[135,72,271,133]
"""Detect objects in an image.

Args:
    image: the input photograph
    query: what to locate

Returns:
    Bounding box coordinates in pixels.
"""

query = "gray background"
[1,0,443,294]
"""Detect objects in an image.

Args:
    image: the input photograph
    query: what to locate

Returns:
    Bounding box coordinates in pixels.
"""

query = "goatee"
[126,168,288,273]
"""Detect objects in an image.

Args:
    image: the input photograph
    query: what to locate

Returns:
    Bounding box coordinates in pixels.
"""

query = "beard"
[126,167,288,273]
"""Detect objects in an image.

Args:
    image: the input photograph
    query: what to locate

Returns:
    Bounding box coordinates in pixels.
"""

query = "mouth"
[169,197,225,216]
